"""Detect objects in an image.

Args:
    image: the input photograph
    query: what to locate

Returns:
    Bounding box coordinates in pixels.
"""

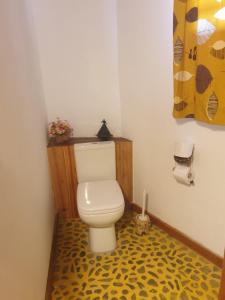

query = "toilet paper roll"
[174,141,194,158]
[173,164,193,185]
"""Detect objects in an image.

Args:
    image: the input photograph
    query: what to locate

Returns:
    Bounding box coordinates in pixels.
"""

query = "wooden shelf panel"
[115,140,133,202]
[48,137,131,148]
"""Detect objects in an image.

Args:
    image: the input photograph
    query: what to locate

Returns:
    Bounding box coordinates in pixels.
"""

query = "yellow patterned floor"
[51,211,221,300]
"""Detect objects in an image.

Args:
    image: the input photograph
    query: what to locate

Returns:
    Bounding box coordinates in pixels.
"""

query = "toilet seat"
[77,179,124,215]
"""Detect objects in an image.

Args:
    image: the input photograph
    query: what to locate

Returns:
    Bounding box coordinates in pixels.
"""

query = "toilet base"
[89,225,116,253]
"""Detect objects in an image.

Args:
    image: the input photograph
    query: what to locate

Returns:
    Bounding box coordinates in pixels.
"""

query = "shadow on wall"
[176,119,225,132]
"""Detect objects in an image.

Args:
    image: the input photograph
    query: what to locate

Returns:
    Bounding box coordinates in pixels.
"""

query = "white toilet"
[74,141,125,253]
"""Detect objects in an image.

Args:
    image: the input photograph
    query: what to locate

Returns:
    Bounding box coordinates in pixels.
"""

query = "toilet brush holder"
[135,214,151,235]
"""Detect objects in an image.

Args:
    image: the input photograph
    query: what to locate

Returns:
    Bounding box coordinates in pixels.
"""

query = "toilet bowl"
[74,141,125,253]
[77,179,125,253]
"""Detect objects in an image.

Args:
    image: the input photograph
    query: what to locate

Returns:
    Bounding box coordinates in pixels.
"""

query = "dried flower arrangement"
[48,118,73,143]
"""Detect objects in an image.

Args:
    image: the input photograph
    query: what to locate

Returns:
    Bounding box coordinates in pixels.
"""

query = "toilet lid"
[77,180,124,215]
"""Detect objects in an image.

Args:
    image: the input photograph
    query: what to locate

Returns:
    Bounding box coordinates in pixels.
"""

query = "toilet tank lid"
[75,141,115,151]
[77,180,124,214]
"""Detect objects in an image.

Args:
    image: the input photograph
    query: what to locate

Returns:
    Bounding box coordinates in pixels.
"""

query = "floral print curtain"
[173,0,225,125]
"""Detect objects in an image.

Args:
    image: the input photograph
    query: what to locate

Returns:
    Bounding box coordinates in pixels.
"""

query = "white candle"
[142,190,146,217]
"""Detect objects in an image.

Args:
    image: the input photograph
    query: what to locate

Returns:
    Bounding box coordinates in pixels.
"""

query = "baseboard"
[219,250,225,300]
[132,203,223,268]
[45,213,58,300]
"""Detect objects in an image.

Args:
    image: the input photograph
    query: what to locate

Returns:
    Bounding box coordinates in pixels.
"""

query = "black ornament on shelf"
[97,119,113,141]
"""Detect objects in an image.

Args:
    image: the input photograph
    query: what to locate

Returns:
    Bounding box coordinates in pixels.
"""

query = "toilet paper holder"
[174,154,193,166]
[174,141,194,165]
[173,141,195,185]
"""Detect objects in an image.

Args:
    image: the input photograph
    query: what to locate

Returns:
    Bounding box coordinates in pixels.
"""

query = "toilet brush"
[135,190,151,235]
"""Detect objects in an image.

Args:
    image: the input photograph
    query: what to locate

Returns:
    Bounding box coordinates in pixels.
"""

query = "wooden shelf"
[48,137,131,148]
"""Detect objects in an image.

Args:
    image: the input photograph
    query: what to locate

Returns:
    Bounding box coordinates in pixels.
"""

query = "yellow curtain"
[173,0,225,125]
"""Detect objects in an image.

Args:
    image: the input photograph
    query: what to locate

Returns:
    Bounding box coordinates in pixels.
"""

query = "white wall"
[29,0,121,137]
[14,0,224,260]
[117,0,225,256]
[0,1,54,299]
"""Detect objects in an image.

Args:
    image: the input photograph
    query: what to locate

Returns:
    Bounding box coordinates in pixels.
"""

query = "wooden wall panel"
[115,140,133,202]
[68,145,78,217]
[47,145,78,218]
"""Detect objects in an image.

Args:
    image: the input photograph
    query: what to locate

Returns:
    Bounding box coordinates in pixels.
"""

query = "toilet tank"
[74,141,116,183]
